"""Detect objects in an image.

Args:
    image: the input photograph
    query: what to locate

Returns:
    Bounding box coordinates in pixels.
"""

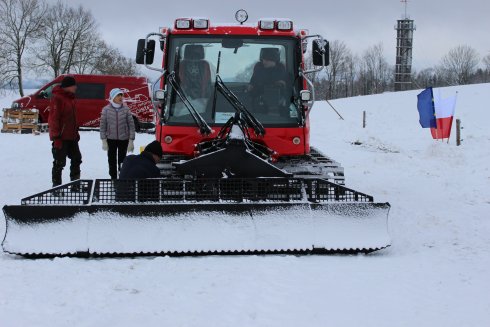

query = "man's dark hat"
[61,76,76,88]
[260,48,280,62]
[144,140,163,158]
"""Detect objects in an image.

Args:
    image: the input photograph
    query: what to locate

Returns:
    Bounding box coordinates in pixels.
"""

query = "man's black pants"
[52,140,82,187]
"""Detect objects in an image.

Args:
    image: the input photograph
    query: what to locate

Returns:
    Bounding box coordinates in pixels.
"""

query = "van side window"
[76,83,105,99]
[39,83,60,99]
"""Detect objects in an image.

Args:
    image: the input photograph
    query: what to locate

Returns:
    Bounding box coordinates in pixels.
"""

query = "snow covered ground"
[1,84,489,327]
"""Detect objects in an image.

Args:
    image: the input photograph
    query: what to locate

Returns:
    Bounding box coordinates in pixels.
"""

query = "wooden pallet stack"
[1,108,40,134]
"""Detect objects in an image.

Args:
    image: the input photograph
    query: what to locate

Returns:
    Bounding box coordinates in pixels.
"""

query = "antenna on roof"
[401,0,409,19]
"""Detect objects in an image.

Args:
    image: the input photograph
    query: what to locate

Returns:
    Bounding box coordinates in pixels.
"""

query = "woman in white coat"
[100,88,135,179]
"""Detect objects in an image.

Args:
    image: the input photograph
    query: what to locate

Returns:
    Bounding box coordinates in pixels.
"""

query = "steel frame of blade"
[2,202,390,256]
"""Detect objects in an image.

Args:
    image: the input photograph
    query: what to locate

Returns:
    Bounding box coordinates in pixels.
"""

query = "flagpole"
[435,88,440,141]
[447,91,458,144]
[435,118,439,140]
[432,86,440,141]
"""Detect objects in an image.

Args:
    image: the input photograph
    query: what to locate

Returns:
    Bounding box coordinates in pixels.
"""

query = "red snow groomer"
[2,11,390,256]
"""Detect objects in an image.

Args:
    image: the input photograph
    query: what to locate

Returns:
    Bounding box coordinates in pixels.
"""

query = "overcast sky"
[63,0,490,72]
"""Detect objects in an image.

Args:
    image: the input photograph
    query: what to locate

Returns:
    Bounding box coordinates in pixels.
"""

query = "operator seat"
[179,44,211,99]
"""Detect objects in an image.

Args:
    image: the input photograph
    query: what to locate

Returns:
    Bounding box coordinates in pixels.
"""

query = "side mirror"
[38,90,48,99]
[136,39,156,65]
[312,39,329,66]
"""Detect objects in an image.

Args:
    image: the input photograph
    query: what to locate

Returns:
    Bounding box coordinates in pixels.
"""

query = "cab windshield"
[165,36,300,127]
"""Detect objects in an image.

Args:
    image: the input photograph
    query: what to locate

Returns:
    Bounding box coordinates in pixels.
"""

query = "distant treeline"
[308,41,490,100]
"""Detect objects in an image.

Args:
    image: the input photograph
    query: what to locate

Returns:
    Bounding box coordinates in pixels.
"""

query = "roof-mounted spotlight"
[193,19,209,29]
[277,20,293,31]
[175,18,191,29]
[259,20,275,30]
[235,9,248,24]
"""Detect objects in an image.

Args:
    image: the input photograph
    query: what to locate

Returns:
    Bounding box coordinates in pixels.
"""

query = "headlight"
[300,90,311,102]
[154,90,166,101]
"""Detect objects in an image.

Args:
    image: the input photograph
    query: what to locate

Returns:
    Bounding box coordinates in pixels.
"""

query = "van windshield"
[38,83,60,99]
[165,36,301,127]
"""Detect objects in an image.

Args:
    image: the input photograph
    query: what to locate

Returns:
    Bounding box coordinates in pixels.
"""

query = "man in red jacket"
[48,76,82,187]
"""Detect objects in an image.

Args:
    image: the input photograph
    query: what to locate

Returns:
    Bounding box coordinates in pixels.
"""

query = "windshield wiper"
[215,75,265,136]
[211,52,265,136]
[166,71,212,135]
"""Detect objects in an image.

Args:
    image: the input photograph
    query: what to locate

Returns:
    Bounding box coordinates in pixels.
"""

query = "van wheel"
[133,116,141,133]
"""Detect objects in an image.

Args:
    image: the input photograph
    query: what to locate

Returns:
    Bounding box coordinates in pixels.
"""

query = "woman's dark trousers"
[107,139,129,179]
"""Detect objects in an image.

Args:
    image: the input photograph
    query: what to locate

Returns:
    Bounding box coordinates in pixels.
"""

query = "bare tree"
[0,35,11,91]
[361,43,391,94]
[326,40,347,98]
[342,53,358,97]
[437,45,479,85]
[414,67,437,88]
[32,1,69,77]
[92,42,139,76]
[483,53,490,73]
[481,53,490,83]
[70,36,105,74]
[33,1,97,77]
[325,40,351,99]
[0,0,46,95]
[357,59,370,95]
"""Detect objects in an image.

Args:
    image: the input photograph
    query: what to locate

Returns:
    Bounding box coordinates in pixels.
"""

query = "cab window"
[76,83,105,99]
[166,36,300,127]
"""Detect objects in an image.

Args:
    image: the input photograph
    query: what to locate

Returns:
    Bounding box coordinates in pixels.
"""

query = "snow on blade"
[2,202,389,256]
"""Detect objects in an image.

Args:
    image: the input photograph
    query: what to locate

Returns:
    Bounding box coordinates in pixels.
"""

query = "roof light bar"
[175,19,191,29]
[259,20,275,30]
[277,20,293,30]
[193,19,209,29]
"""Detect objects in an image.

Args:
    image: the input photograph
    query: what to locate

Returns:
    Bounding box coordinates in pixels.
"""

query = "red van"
[13,74,155,130]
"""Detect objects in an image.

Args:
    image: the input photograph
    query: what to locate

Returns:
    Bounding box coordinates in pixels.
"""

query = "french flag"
[417,87,436,128]
[430,91,457,140]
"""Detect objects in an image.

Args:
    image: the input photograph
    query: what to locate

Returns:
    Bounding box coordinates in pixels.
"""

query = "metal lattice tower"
[394,0,416,91]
